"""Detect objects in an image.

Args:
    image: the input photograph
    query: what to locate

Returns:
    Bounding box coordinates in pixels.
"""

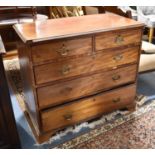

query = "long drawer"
[32,37,92,65]
[37,64,137,109]
[95,28,142,51]
[34,46,139,85]
[41,84,136,132]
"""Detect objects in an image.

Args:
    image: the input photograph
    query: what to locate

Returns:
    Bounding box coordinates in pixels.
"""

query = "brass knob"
[115,35,124,44]
[113,54,123,61]
[62,65,70,75]
[112,98,121,103]
[112,75,121,81]
[63,114,72,121]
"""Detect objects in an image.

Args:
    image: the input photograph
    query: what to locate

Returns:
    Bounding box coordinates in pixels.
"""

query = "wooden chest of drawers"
[14,13,144,143]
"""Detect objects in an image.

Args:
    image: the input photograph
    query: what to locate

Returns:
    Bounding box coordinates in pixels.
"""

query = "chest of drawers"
[14,13,144,143]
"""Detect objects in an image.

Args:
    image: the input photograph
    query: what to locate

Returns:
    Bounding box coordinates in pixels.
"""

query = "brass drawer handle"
[115,35,124,44]
[63,114,72,121]
[113,54,123,61]
[112,98,121,103]
[112,75,121,81]
[57,47,69,56]
[62,65,70,75]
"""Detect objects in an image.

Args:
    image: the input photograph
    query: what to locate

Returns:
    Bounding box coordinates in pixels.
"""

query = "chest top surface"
[13,13,143,43]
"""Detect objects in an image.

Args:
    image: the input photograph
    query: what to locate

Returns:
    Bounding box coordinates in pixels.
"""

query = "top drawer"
[31,37,92,65]
[95,28,142,51]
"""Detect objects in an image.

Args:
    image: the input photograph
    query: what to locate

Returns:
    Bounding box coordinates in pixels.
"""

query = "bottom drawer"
[41,84,136,132]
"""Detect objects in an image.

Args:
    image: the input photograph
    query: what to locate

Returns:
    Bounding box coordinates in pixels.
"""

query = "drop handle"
[61,65,70,75]
[63,114,73,121]
[112,75,121,81]
[57,48,69,56]
[57,46,69,56]
[112,98,121,103]
[113,55,123,61]
[115,35,124,44]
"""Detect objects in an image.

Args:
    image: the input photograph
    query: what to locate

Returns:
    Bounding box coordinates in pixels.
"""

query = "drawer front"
[32,37,92,64]
[41,84,136,132]
[96,28,142,51]
[34,46,139,85]
[37,64,137,108]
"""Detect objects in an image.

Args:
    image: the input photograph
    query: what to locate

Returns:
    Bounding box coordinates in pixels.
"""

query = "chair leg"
[149,27,154,43]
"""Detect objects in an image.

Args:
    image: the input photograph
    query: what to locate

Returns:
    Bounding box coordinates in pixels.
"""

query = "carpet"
[3,58,155,149]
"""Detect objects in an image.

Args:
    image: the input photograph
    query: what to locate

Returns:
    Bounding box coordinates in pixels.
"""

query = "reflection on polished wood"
[14,13,143,43]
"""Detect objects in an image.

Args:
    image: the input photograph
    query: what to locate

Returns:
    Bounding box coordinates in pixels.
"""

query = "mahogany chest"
[14,13,144,143]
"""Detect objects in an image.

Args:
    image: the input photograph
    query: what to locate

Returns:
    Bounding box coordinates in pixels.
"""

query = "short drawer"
[37,64,137,109]
[41,84,136,132]
[96,28,142,51]
[32,37,92,64]
[34,46,139,85]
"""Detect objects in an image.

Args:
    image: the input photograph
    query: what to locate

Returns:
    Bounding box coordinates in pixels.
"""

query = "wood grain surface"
[34,46,139,85]
[13,13,143,43]
[41,84,136,132]
[32,37,92,65]
[37,64,137,109]
[96,28,142,51]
